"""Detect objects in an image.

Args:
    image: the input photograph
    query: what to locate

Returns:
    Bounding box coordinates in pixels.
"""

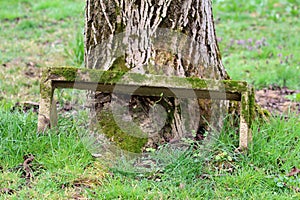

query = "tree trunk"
[84,0,230,152]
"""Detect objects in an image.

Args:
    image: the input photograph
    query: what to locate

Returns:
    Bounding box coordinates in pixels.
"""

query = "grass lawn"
[0,0,299,199]
[214,0,300,90]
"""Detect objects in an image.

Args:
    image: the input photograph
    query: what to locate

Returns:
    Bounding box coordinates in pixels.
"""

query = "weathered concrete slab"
[38,66,254,150]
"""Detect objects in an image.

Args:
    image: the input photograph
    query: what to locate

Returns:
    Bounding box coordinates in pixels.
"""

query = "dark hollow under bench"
[38,66,254,150]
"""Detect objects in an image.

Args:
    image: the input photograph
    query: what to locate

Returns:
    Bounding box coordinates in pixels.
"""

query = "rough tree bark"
[84,0,231,152]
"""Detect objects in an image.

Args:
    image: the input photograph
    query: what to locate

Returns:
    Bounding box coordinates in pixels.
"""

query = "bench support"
[38,67,254,150]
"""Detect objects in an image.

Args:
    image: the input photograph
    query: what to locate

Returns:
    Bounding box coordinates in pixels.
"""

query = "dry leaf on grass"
[286,167,300,177]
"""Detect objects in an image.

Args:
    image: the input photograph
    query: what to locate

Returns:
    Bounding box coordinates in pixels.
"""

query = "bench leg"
[37,81,58,133]
[239,89,253,150]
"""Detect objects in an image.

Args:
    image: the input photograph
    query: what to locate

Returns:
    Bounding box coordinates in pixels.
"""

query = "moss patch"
[240,88,256,126]
[222,80,248,92]
[40,69,53,99]
[249,87,255,124]
[97,111,148,153]
[45,67,249,94]
[40,82,52,99]
[50,66,78,81]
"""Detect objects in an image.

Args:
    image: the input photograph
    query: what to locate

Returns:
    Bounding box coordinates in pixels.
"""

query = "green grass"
[0,0,300,199]
[0,101,299,199]
[0,0,85,103]
[214,0,300,89]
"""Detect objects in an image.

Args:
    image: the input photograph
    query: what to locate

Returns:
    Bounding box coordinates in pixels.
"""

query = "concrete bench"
[38,66,254,150]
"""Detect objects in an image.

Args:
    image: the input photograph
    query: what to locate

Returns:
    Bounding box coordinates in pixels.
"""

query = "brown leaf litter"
[255,86,299,115]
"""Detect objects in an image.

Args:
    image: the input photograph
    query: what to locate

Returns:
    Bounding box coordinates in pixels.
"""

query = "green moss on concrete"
[45,66,125,83]
[50,66,78,81]
[240,88,256,126]
[241,92,249,123]
[241,87,256,127]
[44,67,249,94]
[97,111,148,153]
[185,77,208,89]
[163,76,247,92]
[40,83,52,99]
[90,71,149,84]
[90,70,126,83]
[222,80,248,92]
[127,73,148,83]
[249,87,255,125]
[40,69,53,99]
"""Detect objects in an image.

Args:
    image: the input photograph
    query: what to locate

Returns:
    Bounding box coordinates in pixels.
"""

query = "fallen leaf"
[286,167,300,177]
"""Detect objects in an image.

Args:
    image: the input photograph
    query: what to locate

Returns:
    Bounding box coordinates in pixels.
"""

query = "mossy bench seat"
[38,66,254,150]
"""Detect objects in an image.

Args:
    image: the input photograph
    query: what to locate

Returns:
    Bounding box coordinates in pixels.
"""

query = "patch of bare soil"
[255,86,300,116]
[24,62,41,79]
